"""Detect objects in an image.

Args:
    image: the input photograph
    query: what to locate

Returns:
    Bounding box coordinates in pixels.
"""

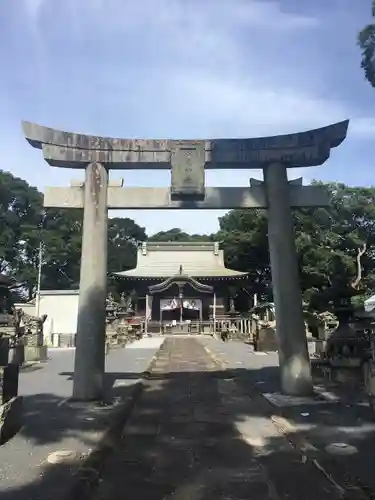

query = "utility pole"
[35,242,43,317]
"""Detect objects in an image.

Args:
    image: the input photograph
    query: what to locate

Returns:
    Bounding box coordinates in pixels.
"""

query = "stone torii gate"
[22,120,349,400]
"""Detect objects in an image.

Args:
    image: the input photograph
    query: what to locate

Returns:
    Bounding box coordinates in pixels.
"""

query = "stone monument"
[22,120,349,399]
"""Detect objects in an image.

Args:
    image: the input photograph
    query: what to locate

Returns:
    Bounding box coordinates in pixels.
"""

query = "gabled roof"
[114,241,248,280]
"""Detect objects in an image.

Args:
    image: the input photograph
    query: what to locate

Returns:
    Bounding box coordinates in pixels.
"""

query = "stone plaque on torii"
[22,119,349,400]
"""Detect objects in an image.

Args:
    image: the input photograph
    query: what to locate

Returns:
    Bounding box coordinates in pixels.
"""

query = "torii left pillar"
[73,163,108,401]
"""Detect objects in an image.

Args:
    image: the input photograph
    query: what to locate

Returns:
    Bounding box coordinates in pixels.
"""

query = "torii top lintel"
[21,120,349,170]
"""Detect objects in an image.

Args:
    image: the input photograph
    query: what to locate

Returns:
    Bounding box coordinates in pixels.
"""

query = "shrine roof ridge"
[22,120,349,153]
[142,241,218,250]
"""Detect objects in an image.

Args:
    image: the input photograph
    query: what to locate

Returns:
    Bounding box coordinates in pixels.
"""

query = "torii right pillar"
[246,121,349,396]
[263,164,312,395]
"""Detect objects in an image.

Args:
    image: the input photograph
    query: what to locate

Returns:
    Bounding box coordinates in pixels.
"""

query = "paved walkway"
[200,337,375,497]
[94,337,343,499]
[0,337,164,500]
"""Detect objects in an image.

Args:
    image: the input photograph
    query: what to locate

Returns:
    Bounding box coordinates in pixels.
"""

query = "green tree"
[299,182,375,301]
[0,170,148,296]
[40,214,147,290]
[39,208,83,291]
[217,182,375,307]
[0,170,44,297]
[358,0,375,87]
[108,217,147,273]
[149,228,212,242]
[217,209,271,301]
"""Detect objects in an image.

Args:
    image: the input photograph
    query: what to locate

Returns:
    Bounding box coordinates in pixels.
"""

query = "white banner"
[182,299,201,310]
[146,295,153,321]
[160,298,179,310]
[160,298,202,311]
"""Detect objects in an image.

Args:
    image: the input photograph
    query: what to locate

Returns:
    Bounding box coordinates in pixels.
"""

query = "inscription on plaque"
[170,142,205,199]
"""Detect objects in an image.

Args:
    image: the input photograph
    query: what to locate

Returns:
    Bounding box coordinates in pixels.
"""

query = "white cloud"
[22,0,45,18]
[22,0,319,32]
[349,117,375,138]
[14,0,353,141]
[10,0,366,234]
[163,70,348,137]
[20,0,341,135]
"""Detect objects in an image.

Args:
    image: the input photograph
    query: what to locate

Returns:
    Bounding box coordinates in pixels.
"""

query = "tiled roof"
[114,241,247,279]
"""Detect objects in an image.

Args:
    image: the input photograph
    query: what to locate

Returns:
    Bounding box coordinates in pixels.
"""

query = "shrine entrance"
[22,119,349,399]
[160,298,201,323]
[149,272,212,335]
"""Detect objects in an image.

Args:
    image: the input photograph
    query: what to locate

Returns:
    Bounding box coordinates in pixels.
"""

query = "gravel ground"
[0,337,164,499]
[199,337,375,496]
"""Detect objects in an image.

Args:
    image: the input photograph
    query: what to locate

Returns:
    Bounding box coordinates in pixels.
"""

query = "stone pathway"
[200,337,375,497]
[94,337,343,499]
[0,337,164,500]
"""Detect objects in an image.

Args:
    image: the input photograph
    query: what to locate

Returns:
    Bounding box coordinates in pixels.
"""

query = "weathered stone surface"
[210,143,330,167]
[24,345,48,362]
[1,363,19,404]
[43,185,330,209]
[73,162,108,401]
[42,144,171,168]
[0,337,9,366]
[41,143,332,169]
[256,327,278,352]
[23,120,349,169]
[264,162,313,395]
[0,396,22,445]
[22,121,176,151]
[170,142,205,199]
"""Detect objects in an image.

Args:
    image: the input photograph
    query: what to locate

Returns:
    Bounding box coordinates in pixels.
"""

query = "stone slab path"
[94,337,343,500]
[200,337,375,497]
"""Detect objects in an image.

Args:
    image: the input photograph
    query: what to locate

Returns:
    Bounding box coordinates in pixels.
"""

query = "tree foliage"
[0,170,44,297]
[108,217,147,273]
[149,228,212,242]
[358,0,375,87]
[217,182,375,306]
[2,168,375,311]
[0,170,147,298]
[217,209,270,299]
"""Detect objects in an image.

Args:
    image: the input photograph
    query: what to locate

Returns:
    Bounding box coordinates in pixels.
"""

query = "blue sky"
[0,0,374,234]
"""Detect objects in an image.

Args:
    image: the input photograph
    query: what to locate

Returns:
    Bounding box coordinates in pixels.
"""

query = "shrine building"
[113,241,249,325]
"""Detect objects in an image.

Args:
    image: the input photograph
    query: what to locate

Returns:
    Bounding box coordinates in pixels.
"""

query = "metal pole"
[35,241,43,318]
[145,294,149,335]
[213,292,217,334]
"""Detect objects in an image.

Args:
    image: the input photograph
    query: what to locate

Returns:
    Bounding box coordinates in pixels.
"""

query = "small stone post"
[263,162,313,395]
[73,163,108,401]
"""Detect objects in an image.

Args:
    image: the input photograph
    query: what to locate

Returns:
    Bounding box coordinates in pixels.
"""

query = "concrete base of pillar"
[24,346,48,362]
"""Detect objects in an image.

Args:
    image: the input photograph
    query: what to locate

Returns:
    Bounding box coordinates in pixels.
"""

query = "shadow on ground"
[13,373,141,447]
[1,341,375,499]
